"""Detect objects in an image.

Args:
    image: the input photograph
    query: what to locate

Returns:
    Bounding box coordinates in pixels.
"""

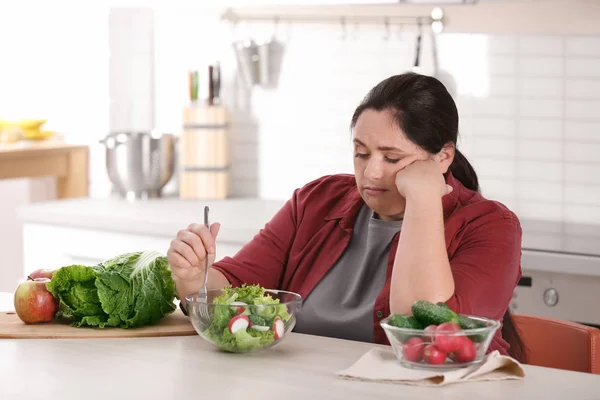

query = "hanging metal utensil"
[382,17,390,41]
[340,17,347,40]
[250,40,261,84]
[412,22,422,73]
[431,30,439,78]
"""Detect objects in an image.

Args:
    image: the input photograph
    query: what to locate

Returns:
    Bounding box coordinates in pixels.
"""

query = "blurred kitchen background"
[1,0,599,325]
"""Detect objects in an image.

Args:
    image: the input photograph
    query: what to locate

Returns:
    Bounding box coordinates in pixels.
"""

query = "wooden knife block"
[179,105,230,200]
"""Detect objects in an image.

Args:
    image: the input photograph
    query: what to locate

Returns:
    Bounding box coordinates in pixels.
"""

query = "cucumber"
[411,300,459,326]
[406,316,424,330]
[387,314,422,329]
[386,314,423,343]
[248,314,267,327]
[435,302,487,342]
[458,315,487,343]
[458,314,485,330]
[387,314,410,328]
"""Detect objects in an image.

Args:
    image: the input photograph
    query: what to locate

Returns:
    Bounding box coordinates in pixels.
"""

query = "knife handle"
[208,65,214,106]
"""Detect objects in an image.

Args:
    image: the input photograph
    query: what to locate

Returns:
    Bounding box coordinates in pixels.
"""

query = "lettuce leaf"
[46,251,176,329]
[248,327,275,346]
[46,264,110,326]
[233,329,261,350]
[95,251,176,328]
[213,284,266,305]
[252,293,291,323]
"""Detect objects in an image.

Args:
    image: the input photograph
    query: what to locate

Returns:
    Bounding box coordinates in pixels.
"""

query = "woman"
[168,72,526,361]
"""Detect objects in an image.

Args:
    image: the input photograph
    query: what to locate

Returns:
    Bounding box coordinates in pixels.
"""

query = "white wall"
[110,8,155,133]
[154,4,600,224]
[0,6,109,291]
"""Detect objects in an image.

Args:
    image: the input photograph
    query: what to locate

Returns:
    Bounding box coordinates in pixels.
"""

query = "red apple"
[27,269,56,280]
[14,278,59,324]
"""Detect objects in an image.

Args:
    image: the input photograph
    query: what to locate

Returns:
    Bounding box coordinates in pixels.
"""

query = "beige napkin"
[336,348,525,387]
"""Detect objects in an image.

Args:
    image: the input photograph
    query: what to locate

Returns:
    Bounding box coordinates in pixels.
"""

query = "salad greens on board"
[46,251,177,328]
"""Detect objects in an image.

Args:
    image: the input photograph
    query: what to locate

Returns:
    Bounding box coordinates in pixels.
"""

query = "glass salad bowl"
[380,313,501,370]
[185,285,302,353]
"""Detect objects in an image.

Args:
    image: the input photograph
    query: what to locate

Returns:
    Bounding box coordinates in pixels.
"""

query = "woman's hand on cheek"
[394,155,453,200]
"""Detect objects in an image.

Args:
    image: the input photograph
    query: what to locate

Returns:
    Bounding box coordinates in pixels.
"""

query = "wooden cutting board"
[0,310,198,339]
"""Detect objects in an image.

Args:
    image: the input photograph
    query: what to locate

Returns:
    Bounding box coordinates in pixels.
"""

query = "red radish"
[423,345,446,365]
[448,336,476,363]
[273,318,284,340]
[423,325,438,343]
[230,301,248,314]
[434,322,462,353]
[249,324,270,332]
[437,322,461,331]
[227,315,249,334]
[402,337,425,362]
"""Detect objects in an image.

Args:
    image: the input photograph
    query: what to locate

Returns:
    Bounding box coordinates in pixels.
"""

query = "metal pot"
[99,131,176,201]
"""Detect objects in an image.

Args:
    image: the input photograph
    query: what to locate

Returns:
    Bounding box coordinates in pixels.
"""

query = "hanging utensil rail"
[221,7,444,32]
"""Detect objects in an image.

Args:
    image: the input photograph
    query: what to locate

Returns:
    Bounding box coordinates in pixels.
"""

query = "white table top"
[1,330,599,399]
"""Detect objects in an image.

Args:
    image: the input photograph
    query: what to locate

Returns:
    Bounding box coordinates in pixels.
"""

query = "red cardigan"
[213,172,522,355]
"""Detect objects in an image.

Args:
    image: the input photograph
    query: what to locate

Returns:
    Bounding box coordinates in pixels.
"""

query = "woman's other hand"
[394,155,453,200]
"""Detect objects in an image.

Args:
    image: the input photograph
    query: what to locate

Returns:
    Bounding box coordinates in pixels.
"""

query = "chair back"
[512,314,600,374]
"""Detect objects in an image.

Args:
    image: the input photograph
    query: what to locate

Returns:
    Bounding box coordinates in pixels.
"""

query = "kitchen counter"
[520,219,600,258]
[17,197,600,275]
[0,140,88,199]
[17,196,286,245]
[1,330,599,399]
[17,196,600,254]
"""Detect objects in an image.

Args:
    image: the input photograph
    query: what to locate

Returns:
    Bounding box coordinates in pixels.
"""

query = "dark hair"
[351,72,479,191]
[350,72,527,362]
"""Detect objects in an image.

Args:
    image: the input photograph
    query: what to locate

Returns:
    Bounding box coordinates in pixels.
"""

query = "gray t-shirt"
[293,204,403,343]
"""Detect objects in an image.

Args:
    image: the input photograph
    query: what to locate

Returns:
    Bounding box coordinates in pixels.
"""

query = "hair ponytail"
[449,148,479,192]
[502,311,528,363]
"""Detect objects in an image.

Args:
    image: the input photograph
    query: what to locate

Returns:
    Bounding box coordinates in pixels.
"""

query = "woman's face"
[352,109,429,221]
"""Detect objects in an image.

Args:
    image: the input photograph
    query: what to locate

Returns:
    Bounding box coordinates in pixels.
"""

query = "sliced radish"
[227,314,249,334]
[230,301,248,315]
[273,318,284,340]
[249,324,270,332]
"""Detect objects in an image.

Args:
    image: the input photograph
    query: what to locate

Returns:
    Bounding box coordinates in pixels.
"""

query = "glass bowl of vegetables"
[185,284,302,353]
[380,300,501,370]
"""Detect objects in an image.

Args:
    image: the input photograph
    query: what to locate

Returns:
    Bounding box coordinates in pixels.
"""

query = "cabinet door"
[22,223,243,277]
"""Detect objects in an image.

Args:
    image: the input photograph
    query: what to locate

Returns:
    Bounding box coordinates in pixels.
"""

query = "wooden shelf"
[0,141,89,199]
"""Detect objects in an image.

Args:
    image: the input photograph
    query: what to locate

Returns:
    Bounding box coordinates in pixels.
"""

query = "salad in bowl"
[186,284,302,353]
